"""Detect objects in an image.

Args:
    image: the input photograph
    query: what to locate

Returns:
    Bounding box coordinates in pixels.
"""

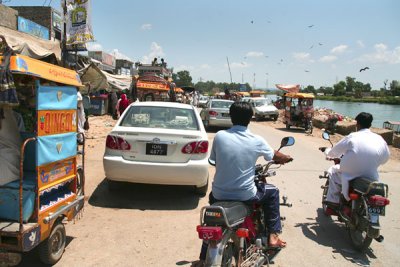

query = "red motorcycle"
[196,137,294,267]
[319,132,390,251]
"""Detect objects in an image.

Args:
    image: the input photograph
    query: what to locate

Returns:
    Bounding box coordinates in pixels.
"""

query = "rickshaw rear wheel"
[38,222,66,265]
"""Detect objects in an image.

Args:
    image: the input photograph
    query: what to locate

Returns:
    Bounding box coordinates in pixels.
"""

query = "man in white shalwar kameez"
[77,91,86,143]
[324,112,390,205]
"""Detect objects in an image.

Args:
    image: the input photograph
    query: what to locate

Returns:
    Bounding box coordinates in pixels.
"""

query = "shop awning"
[0,26,61,61]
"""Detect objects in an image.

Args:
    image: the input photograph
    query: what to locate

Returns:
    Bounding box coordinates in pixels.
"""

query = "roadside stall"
[0,52,85,265]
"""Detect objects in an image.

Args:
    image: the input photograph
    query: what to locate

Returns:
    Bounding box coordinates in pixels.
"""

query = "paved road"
[18,120,400,267]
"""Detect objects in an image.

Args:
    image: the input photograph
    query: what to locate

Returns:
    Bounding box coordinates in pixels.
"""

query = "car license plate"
[146,143,167,156]
[368,206,385,216]
[222,113,230,117]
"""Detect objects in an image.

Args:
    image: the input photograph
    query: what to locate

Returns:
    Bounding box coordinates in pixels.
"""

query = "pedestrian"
[77,89,86,144]
[116,93,130,118]
[110,91,118,120]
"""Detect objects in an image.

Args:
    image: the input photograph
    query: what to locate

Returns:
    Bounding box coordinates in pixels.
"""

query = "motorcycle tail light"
[236,228,249,238]
[349,193,359,200]
[209,110,218,117]
[106,135,131,150]
[369,195,390,206]
[181,141,209,154]
[196,225,222,240]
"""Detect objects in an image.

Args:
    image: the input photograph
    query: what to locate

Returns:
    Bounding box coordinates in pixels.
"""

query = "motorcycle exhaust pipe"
[375,235,384,243]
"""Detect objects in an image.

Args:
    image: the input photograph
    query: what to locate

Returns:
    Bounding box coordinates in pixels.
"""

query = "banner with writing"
[65,0,95,45]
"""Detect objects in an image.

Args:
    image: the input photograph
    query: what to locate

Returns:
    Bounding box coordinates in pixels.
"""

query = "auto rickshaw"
[283,92,314,133]
[0,53,85,265]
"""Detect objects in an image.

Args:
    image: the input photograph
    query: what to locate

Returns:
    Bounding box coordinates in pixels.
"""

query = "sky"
[5,0,400,90]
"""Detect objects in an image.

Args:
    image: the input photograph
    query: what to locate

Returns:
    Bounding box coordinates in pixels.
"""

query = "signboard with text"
[18,16,49,40]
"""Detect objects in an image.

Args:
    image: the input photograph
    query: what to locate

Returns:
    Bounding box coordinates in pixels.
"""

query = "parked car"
[103,101,209,195]
[248,97,279,121]
[198,95,209,108]
[200,99,234,130]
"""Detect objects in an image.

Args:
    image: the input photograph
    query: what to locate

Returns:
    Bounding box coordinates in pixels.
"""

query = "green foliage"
[333,81,346,96]
[173,70,193,87]
[301,85,316,94]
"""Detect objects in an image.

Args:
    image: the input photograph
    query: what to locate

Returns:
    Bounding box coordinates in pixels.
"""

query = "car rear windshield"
[120,106,199,130]
[211,101,233,109]
[253,99,271,107]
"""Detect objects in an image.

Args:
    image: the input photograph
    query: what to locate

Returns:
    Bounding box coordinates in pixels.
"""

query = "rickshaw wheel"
[38,222,66,265]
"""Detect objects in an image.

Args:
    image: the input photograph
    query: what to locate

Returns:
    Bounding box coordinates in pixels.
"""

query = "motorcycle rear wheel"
[321,180,329,215]
[348,200,373,252]
[221,241,239,267]
[348,228,373,252]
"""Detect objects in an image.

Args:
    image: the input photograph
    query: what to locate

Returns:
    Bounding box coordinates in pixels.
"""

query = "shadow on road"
[16,236,75,267]
[276,127,307,133]
[88,178,202,211]
[294,208,376,266]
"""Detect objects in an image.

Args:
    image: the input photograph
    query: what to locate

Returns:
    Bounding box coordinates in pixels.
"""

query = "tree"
[333,81,346,96]
[302,85,316,94]
[389,80,400,96]
[173,70,193,87]
[345,76,356,93]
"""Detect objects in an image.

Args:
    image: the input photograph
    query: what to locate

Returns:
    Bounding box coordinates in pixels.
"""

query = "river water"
[268,95,400,128]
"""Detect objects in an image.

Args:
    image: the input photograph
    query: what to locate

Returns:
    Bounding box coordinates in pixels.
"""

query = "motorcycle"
[319,131,390,251]
[196,137,294,267]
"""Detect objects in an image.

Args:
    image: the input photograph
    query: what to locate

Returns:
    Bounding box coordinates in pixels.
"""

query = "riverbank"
[316,95,400,105]
[259,111,400,161]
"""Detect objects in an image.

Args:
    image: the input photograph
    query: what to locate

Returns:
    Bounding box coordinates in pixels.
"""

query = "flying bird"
[359,67,370,72]
[308,24,314,28]
[267,20,272,23]
[318,43,323,46]
[305,70,310,73]
[309,45,314,49]
[251,20,254,24]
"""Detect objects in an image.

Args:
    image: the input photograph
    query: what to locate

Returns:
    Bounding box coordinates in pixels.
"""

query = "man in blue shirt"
[194,102,292,266]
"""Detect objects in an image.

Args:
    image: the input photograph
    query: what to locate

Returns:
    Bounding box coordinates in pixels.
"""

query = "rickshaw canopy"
[284,92,315,99]
[3,54,83,87]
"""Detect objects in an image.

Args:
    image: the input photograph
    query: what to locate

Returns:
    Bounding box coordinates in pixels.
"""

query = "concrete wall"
[0,4,18,30]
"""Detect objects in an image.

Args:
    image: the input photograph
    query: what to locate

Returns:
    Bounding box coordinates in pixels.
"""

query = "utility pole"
[226,57,233,84]
[242,73,244,84]
[253,73,256,90]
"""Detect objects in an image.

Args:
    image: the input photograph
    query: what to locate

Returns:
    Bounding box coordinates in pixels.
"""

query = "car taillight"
[369,195,390,206]
[106,135,131,150]
[196,225,222,240]
[181,141,209,154]
[209,110,218,117]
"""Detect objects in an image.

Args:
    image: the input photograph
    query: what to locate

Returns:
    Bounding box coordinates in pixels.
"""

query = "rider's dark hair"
[355,112,373,129]
[230,101,254,126]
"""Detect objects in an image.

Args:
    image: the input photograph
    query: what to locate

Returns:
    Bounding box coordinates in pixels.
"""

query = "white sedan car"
[103,101,209,195]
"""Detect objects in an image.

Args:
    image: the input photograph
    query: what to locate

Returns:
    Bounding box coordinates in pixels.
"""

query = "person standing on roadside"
[116,93,130,119]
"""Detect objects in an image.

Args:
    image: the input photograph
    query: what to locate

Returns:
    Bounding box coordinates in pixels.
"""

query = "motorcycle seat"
[350,177,386,196]
[203,201,250,227]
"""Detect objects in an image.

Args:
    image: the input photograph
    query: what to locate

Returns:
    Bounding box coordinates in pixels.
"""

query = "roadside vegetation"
[173,70,400,105]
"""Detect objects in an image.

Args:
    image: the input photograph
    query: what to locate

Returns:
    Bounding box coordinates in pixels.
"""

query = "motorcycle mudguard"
[205,229,233,267]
